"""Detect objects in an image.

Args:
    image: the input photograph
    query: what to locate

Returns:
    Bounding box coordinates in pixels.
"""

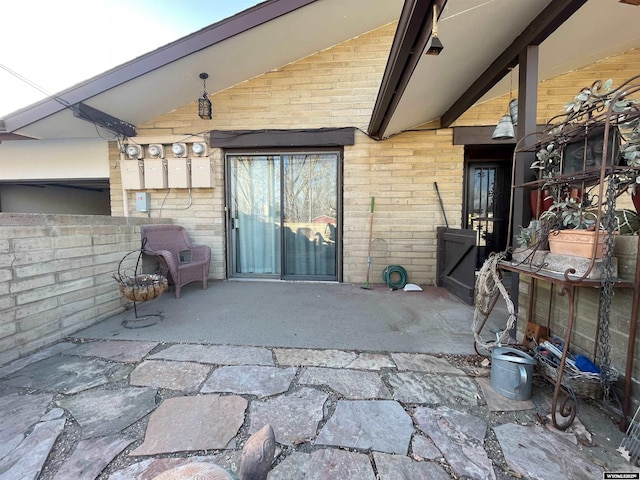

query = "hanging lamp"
[198,73,212,120]
[425,4,444,55]
[492,68,516,140]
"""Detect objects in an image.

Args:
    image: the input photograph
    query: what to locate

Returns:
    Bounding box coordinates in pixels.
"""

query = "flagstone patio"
[1,338,637,479]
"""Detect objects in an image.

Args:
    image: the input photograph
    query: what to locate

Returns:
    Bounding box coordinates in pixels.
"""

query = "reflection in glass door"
[227,152,339,280]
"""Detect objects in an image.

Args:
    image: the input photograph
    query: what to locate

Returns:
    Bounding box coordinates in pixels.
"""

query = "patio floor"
[75,280,508,354]
[0,281,638,479]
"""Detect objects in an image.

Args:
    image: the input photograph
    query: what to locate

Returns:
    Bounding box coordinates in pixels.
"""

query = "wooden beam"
[368,0,447,139]
[441,0,587,128]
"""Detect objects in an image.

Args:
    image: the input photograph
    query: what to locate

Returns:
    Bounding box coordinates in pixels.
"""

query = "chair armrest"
[190,245,211,263]
[144,249,178,273]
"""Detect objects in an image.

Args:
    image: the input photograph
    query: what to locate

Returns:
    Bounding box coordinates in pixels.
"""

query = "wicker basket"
[535,352,603,399]
[117,274,168,302]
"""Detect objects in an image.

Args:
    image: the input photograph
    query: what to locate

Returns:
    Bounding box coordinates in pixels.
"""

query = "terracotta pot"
[547,229,609,258]
[530,189,554,219]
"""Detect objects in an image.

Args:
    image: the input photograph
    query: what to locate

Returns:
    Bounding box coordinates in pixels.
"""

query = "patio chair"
[141,224,211,299]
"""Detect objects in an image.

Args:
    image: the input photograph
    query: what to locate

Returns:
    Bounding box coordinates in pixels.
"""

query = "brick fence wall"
[0,213,155,365]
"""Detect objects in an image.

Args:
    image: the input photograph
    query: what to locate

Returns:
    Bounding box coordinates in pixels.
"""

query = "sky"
[0,0,260,117]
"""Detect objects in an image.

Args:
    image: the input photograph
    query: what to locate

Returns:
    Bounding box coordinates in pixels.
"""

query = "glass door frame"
[224,148,343,281]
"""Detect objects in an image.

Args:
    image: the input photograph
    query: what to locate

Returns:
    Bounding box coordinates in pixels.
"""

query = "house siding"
[107,30,640,387]
[0,214,153,365]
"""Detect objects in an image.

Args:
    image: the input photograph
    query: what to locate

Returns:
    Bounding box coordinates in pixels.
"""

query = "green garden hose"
[382,265,408,290]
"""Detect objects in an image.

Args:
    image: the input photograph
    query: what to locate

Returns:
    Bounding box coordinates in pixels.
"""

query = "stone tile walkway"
[0,339,638,479]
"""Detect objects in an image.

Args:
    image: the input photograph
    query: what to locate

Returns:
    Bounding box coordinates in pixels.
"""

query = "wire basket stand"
[113,239,167,329]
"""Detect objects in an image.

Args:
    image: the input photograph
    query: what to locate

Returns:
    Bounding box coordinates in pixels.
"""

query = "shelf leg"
[551,284,578,430]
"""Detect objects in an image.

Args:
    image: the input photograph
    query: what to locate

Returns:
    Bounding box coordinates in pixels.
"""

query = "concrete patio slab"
[74,282,506,355]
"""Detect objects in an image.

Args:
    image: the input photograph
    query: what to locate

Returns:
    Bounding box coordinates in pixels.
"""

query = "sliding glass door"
[227,152,339,280]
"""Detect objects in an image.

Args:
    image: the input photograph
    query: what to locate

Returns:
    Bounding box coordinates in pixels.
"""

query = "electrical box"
[135,192,150,212]
[191,158,214,188]
[168,158,190,188]
[121,160,144,190]
[144,159,167,189]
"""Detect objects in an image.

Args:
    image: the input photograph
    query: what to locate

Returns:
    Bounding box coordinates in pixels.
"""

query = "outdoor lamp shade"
[492,114,515,140]
[198,95,212,120]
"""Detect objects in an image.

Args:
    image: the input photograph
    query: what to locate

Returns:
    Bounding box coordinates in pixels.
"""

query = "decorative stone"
[152,463,233,480]
[274,348,356,367]
[345,353,395,370]
[53,434,134,480]
[201,365,296,398]
[109,455,240,480]
[0,342,75,379]
[391,353,465,375]
[131,394,247,455]
[267,450,375,479]
[0,419,66,480]
[412,434,442,460]
[299,367,391,399]
[476,377,535,411]
[388,372,479,405]
[130,360,211,391]
[0,355,133,394]
[373,452,451,480]
[149,344,274,366]
[0,392,53,459]
[414,406,494,480]
[248,388,327,446]
[316,400,413,455]
[494,423,604,479]
[238,424,275,480]
[57,386,157,439]
[68,340,158,362]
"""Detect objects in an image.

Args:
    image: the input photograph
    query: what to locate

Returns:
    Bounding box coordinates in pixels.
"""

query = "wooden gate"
[436,227,477,305]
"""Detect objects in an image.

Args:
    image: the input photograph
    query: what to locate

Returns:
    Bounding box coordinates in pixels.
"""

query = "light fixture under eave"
[425,4,443,56]
[492,68,516,140]
[492,114,515,140]
[198,72,213,120]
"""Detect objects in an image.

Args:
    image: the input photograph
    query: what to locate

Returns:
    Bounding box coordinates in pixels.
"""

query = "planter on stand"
[547,229,608,258]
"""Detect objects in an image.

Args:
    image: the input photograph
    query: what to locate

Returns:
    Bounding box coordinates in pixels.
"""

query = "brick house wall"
[106,23,640,385]
[0,214,153,365]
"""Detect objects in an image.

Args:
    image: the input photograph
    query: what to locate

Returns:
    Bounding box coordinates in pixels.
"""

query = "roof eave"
[1,0,317,134]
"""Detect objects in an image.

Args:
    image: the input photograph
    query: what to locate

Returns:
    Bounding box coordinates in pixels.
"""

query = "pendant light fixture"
[425,4,444,56]
[198,72,212,120]
[492,68,516,140]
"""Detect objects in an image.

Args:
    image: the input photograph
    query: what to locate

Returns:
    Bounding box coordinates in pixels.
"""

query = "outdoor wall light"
[192,142,208,156]
[147,144,165,158]
[425,5,444,56]
[125,144,143,159]
[172,143,188,158]
[198,72,213,120]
